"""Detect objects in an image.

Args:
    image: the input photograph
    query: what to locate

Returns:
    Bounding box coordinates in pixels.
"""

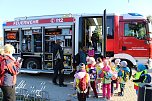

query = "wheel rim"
[27,61,38,69]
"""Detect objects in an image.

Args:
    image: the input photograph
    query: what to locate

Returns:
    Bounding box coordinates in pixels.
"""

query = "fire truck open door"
[79,10,106,58]
[102,9,107,57]
[4,28,21,58]
[43,25,74,74]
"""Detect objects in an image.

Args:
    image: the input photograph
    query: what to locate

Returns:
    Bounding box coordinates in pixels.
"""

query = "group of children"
[73,56,131,101]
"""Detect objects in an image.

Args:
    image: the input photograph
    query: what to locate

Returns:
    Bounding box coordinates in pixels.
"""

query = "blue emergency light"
[2,23,6,26]
[128,13,143,16]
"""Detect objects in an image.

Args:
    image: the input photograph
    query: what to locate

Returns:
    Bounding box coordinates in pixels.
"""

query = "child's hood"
[74,71,86,79]
[123,67,130,72]
[137,63,147,72]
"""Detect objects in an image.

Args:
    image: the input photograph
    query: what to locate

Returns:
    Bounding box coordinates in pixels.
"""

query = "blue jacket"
[118,67,130,77]
[79,50,87,64]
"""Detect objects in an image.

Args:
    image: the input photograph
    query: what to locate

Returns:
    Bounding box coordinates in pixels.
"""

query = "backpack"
[98,70,104,78]
[78,74,87,91]
[141,74,151,83]
[102,71,113,84]
[0,55,7,86]
[88,49,94,57]
[0,55,18,86]
[99,70,113,79]
[89,68,97,80]
[105,72,113,79]
[123,71,130,82]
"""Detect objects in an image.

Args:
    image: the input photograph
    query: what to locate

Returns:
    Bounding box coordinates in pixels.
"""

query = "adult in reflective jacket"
[132,63,147,95]
[51,39,67,87]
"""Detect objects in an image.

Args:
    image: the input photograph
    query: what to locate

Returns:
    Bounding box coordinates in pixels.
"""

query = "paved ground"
[16,70,139,101]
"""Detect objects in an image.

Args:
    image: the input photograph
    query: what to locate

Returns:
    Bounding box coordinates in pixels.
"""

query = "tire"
[23,58,40,69]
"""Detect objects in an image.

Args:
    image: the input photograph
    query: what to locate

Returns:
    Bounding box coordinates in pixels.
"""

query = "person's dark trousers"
[52,59,64,85]
[90,81,98,97]
[59,67,64,85]
[111,80,114,94]
[52,67,58,84]
[92,42,97,51]
[111,80,117,94]
[52,60,58,84]
[77,92,87,101]
[86,81,98,98]
[119,83,125,96]
[1,85,16,101]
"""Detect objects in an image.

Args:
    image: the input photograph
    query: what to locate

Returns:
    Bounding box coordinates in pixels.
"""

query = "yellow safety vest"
[134,70,147,86]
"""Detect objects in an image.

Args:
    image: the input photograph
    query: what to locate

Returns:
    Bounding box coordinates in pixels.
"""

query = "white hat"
[115,59,121,64]
[120,61,128,67]
[79,63,85,69]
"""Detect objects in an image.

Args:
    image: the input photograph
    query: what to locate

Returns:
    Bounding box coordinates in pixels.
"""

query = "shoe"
[107,97,111,100]
[59,84,67,87]
[118,92,124,96]
[93,95,98,98]
[86,95,91,98]
[111,93,113,97]
[53,82,58,85]
[101,97,106,101]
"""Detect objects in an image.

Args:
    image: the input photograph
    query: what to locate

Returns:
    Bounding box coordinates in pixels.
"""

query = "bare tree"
[147,15,152,22]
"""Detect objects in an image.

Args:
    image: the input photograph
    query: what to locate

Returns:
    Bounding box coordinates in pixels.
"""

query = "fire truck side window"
[107,17,114,39]
[124,22,146,40]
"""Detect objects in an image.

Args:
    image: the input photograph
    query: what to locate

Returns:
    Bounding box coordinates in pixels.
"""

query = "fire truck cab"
[3,12,152,74]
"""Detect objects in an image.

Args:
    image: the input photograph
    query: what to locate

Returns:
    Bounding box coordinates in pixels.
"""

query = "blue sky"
[0,0,152,35]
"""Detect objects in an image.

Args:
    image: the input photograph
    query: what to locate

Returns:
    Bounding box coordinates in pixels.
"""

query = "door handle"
[122,46,127,50]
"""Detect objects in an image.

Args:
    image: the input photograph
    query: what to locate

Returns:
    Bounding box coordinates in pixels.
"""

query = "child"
[86,57,98,98]
[117,61,130,96]
[132,63,148,95]
[111,59,120,96]
[73,63,90,101]
[95,57,104,93]
[101,59,113,100]
[115,59,121,71]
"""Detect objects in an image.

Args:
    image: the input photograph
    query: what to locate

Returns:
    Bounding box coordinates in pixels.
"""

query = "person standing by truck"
[51,39,67,87]
[91,31,99,51]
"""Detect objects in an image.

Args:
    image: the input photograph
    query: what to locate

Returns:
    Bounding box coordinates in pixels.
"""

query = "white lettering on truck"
[13,20,39,25]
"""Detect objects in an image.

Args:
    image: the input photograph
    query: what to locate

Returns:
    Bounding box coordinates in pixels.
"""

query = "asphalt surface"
[16,69,141,101]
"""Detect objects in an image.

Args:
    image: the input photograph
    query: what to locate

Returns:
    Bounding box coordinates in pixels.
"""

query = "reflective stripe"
[77,88,88,93]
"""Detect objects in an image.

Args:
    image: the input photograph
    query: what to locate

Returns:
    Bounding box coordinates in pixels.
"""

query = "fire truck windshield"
[148,22,152,39]
[124,22,146,40]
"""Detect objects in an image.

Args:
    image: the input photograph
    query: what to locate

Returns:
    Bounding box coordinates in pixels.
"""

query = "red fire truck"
[3,12,152,74]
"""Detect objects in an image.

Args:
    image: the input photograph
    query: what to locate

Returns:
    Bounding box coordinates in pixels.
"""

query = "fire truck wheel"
[23,58,40,69]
